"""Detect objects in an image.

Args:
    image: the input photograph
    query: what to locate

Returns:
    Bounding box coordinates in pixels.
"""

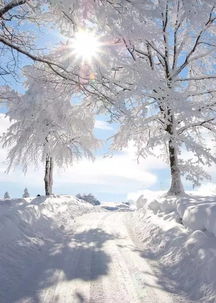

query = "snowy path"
[11,212,181,303]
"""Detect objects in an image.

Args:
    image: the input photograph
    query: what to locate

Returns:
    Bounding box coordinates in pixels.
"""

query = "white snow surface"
[133,193,216,302]
[0,195,101,302]
[1,193,216,302]
[0,195,182,303]
[0,196,182,303]
[137,193,216,237]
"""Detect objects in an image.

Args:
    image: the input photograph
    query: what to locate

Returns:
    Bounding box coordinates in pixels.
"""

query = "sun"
[71,30,101,63]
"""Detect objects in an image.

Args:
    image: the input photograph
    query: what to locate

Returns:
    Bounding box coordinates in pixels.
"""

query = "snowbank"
[137,193,216,238]
[130,194,216,302]
[0,195,97,236]
[0,195,100,302]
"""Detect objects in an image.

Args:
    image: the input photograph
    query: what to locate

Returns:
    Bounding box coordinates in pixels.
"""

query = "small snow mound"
[176,197,190,218]
[149,197,177,214]
[136,193,187,214]
[183,203,216,237]
[136,195,147,209]
[184,230,207,252]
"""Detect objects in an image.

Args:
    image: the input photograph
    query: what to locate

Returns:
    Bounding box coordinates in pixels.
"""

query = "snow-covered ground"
[1,193,216,302]
[0,195,101,302]
[0,196,179,303]
[131,193,216,303]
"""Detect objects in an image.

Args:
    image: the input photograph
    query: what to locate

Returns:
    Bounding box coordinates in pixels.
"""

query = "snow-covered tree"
[1,1,216,196]
[50,0,216,195]
[22,187,30,198]
[4,192,10,199]
[3,66,99,196]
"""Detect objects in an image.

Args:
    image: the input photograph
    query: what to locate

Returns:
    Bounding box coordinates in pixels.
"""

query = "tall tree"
[3,65,99,195]
[50,0,216,195]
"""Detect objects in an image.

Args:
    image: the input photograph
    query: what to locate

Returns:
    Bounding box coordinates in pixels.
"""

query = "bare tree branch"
[0,0,27,18]
[178,118,215,135]
[0,35,83,83]
[176,75,216,82]
[171,7,216,79]
[187,90,216,97]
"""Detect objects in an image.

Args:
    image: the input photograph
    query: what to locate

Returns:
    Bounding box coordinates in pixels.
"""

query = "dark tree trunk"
[167,139,184,195]
[44,156,50,196]
[49,157,53,194]
[44,155,53,196]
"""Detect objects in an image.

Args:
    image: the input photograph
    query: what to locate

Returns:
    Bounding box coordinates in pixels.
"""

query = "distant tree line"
[3,188,30,200]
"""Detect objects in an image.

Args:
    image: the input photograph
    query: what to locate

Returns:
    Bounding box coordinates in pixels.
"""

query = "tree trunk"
[167,139,184,196]
[44,156,50,196]
[49,157,53,195]
[44,155,53,196]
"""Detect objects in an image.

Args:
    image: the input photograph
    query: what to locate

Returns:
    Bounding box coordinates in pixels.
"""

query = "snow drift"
[0,195,99,302]
[131,193,216,302]
[137,193,216,238]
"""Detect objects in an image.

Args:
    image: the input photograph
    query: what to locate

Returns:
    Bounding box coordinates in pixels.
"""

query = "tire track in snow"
[102,212,177,303]
[17,212,181,303]
[104,213,153,303]
[48,213,110,303]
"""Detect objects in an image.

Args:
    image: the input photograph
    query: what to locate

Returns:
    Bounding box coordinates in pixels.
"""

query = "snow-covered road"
[12,212,181,303]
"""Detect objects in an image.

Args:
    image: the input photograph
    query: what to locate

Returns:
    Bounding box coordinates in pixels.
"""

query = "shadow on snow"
[1,226,115,303]
[130,212,216,302]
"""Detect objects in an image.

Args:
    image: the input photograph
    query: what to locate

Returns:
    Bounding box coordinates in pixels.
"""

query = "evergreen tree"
[23,188,30,198]
[4,192,10,199]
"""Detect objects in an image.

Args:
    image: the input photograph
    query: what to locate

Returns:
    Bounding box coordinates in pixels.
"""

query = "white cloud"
[124,142,168,170]
[94,120,113,130]
[56,153,157,188]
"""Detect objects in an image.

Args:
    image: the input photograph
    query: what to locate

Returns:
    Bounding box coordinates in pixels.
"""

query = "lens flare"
[71,30,101,63]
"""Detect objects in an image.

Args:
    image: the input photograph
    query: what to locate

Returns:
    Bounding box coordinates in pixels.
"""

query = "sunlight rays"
[70,30,101,64]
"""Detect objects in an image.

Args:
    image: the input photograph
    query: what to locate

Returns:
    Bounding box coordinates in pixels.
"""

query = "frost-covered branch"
[0,0,27,18]
[176,75,216,82]
[171,7,216,79]
[178,118,216,135]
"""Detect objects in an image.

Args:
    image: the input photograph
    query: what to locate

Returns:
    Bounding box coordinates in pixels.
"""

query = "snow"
[137,192,216,238]
[101,201,134,211]
[1,192,216,302]
[131,193,216,302]
[182,201,216,238]
[0,195,101,302]
[0,201,180,302]
[0,195,179,303]
[2,0,216,301]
